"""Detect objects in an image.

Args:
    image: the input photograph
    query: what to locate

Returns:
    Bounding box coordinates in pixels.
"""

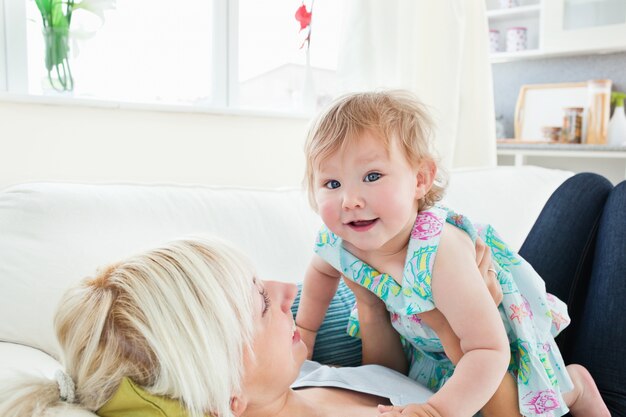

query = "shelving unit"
[487,0,626,63]
[487,0,542,61]
[496,142,626,183]
[490,1,626,182]
[486,3,541,19]
[490,49,546,63]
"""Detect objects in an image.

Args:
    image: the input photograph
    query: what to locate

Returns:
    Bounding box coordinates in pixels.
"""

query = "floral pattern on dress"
[405,245,437,300]
[411,212,443,240]
[484,224,522,271]
[316,225,339,247]
[523,389,561,414]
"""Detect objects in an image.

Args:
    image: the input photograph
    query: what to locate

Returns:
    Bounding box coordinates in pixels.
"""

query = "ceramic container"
[489,29,500,53]
[506,27,527,52]
[499,0,520,8]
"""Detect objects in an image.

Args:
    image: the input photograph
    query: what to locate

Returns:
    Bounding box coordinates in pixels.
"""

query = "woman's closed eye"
[261,287,271,316]
[324,180,341,189]
[364,172,382,182]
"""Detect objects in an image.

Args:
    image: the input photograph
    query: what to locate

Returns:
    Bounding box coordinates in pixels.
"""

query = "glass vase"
[43,27,74,92]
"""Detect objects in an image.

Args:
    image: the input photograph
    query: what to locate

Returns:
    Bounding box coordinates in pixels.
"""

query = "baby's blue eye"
[325,180,341,189]
[364,172,381,182]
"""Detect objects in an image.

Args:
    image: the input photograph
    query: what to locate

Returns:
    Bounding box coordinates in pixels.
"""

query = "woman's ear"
[230,395,248,417]
[415,159,437,199]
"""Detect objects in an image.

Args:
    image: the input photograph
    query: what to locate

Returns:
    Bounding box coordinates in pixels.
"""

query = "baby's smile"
[346,218,379,231]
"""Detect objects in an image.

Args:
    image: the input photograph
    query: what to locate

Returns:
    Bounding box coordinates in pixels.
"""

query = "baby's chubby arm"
[296,254,341,359]
[420,236,501,366]
[341,277,408,374]
[425,224,510,417]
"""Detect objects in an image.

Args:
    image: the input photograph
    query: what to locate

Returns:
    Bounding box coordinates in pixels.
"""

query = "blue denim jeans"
[520,173,625,416]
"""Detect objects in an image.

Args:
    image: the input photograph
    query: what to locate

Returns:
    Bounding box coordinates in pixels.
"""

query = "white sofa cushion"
[443,166,573,250]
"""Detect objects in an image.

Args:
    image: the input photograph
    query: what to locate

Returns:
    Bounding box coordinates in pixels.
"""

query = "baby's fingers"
[377,404,403,416]
[378,403,443,417]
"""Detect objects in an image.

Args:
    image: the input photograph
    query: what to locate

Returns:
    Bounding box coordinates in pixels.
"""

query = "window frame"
[0,0,320,115]
[2,0,28,93]
[211,0,238,108]
[0,0,6,91]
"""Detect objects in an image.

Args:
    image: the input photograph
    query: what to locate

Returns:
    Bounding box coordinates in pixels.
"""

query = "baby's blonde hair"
[0,238,256,417]
[304,90,446,211]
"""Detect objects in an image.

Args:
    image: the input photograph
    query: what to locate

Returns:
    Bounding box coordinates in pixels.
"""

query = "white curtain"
[336,0,496,169]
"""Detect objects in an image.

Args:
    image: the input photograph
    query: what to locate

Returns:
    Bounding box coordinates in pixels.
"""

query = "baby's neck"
[349,241,407,261]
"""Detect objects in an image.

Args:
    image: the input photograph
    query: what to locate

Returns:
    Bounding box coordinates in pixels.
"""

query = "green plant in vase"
[34,0,115,92]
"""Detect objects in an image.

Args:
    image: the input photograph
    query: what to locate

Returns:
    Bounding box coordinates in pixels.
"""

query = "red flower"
[295,4,312,30]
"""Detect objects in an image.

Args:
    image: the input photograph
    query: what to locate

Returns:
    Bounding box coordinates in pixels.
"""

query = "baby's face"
[313,131,423,255]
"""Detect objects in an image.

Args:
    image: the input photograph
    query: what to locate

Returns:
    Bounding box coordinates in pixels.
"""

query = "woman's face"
[238,279,307,414]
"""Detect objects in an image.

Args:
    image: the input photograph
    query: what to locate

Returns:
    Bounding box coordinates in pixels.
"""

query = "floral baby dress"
[314,205,574,417]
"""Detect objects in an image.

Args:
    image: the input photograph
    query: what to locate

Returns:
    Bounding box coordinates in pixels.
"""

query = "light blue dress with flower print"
[314,205,574,417]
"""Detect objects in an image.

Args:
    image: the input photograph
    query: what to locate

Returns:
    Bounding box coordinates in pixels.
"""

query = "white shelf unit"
[487,0,542,61]
[490,48,546,63]
[487,0,626,63]
[496,144,626,183]
[486,3,541,19]
[543,0,626,54]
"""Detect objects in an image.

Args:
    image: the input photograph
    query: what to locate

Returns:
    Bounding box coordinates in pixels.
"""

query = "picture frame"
[514,82,588,141]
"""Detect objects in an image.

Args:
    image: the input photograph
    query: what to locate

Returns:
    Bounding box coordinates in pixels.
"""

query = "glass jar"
[541,126,562,142]
[495,114,506,139]
[562,107,584,143]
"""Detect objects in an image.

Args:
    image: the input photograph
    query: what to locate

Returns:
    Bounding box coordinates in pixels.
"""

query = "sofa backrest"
[0,183,321,356]
[0,166,573,357]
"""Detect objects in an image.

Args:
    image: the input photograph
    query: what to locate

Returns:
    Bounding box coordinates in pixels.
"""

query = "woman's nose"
[266,281,298,312]
[283,282,298,310]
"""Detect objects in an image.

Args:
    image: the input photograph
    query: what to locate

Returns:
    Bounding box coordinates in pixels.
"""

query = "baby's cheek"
[317,201,339,228]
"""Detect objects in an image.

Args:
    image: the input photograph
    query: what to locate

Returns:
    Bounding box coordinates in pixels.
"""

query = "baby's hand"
[475,237,503,306]
[377,403,443,417]
[296,325,318,360]
[342,276,385,311]
[343,276,407,372]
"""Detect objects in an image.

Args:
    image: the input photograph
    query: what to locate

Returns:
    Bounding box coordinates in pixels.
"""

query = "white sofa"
[0,166,573,416]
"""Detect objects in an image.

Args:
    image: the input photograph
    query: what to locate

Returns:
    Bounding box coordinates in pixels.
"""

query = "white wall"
[0,99,311,189]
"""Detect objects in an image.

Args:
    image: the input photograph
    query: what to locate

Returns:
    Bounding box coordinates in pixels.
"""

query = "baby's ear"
[415,159,437,199]
[230,395,248,417]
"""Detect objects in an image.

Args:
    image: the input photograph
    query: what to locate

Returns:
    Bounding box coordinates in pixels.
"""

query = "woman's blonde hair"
[304,90,446,211]
[0,238,256,417]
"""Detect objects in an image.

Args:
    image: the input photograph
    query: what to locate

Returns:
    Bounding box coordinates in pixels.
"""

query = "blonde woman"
[0,238,439,417]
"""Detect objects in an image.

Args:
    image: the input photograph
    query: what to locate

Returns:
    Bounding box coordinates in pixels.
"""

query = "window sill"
[0,92,312,120]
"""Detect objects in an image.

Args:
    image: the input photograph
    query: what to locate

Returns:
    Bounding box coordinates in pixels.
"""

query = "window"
[23,0,214,104]
[237,0,342,112]
[1,0,344,113]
